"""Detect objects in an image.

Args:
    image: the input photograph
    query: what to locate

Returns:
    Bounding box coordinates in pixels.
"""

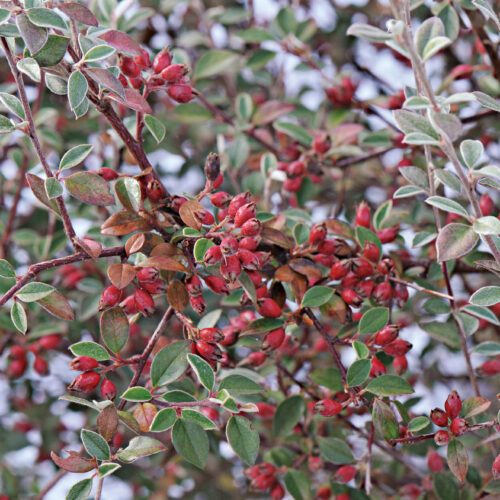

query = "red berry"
[248,351,267,367]
[373,281,392,303]
[190,295,206,314]
[69,371,101,392]
[334,465,356,483]
[234,202,257,228]
[393,355,408,375]
[316,486,332,500]
[370,357,387,377]
[199,328,224,343]
[383,339,412,357]
[220,237,239,256]
[427,451,443,472]
[137,267,159,283]
[374,324,400,346]
[256,402,276,419]
[450,64,473,80]
[152,48,172,73]
[479,359,500,375]
[195,340,221,361]
[493,454,500,480]
[238,249,260,270]
[341,289,363,307]
[134,288,155,316]
[10,345,26,359]
[309,223,327,246]
[241,218,262,237]
[219,326,239,347]
[210,191,232,208]
[70,356,99,371]
[330,260,349,280]
[221,254,242,282]
[430,408,449,427]
[203,275,229,295]
[121,294,138,315]
[314,398,342,417]
[444,390,462,419]
[270,482,285,499]
[377,258,395,275]
[251,474,276,491]
[100,379,117,400]
[352,258,373,278]
[313,133,331,154]
[160,63,189,82]
[355,202,371,228]
[8,358,27,377]
[118,55,140,78]
[262,328,286,351]
[39,334,61,351]
[168,84,194,103]
[363,241,380,262]
[434,430,450,446]
[257,298,282,318]
[186,275,203,295]
[204,245,223,266]
[140,279,168,295]
[377,227,398,243]
[479,193,494,216]
[200,406,219,422]
[450,417,468,436]
[97,167,119,181]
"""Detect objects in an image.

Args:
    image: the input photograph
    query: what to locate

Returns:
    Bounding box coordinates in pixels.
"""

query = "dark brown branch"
[0,246,125,307]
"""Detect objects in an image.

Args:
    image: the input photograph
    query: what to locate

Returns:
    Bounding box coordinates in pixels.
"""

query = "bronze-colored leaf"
[37,290,75,321]
[289,258,323,280]
[59,2,98,26]
[50,450,97,473]
[137,255,187,273]
[97,404,119,442]
[64,171,115,206]
[98,29,143,56]
[125,232,164,256]
[167,280,189,311]
[260,227,293,249]
[107,88,152,114]
[320,294,348,323]
[76,237,103,259]
[252,100,295,125]
[26,173,60,215]
[150,242,182,257]
[107,263,137,289]
[179,200,204,230]
[133,403,158,432]
[101,210,151,236]
[325,219,354,240]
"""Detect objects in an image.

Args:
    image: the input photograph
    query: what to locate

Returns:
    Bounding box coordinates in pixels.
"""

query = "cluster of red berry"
[68,355,117,399]
[430,390,467,445]
[325,78,358,108]
[118,47,195,104]
[6,334,60,378]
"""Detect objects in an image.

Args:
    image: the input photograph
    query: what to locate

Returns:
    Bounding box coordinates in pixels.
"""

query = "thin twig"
[34,470,67,500]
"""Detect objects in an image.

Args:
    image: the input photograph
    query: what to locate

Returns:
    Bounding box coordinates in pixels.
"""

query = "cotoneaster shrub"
[0,0,500,499]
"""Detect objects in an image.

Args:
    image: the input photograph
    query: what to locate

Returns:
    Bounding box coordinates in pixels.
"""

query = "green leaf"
[115,177,141,213]
[366,375,414,396]
[81,429,110,460]
[346,23,392,42]
[144,114,166,143]
[460,139,483,168]
[239,271,257,304]
[358,307,389,334]
[64,172,115,206]
[436,223,478,262]
[100,306,129,353]
[150,341,188,387]
[150,408,177,432]
[0,114,13,134]
[226,415,259,465]
[393,109,439,140]
[447,438,468,482]
[408,416,430,432]
[422,36,451,61]
[0,259,15,278]
[98,463,121,478]
[10,301,27,334]
[70,341,111,361]
[244,317,284,334]
[318,437,355,464]
[27,8,66,30]
[68,70,88,111]
[284,470,311,500]
[236,28,274,42]
[293,223,310,245]
[187,353,215,392]
[44,178,63,199]
[33,35,69,67]
[274,121,313,147]
[425,196,469,218]
[235,92,253,121]
[182,409,217,429]
[0,92,25,119]
[473,91,500,112]
[372,398,399,441]
[470,286,500,306]
[66,478,92,500]
[37,290,74,321]
[117,436,165,463]
[353,340,370,358]
[355,226,382,261]
[193,50,240,80]
[433,471,459,500]
[438,5,459,41]
[83,45,116,62]
[419,320,460,349]
[219,375,263,395]
[301,286,334,308]
[461,396,491,418]
[171,418,209,469]
[193,238,215,262]
[347,359,371,387]
[16,282,54,302]
[273,395,305,438]
[373,200,392,232]
[473,216,500,235]
[474,341,500,355]
[120,386,152,402]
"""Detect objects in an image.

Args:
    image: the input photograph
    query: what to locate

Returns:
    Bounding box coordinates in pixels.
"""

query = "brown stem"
[389,419,496,445]
[0,38,79,251]
[389,276,455,301]
[117,306,174,411]
[0,246,125,307]
[95,477,103,500]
